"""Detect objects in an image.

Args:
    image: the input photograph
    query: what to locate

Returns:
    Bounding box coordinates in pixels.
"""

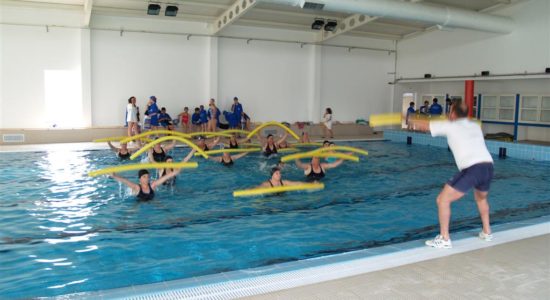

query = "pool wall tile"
[384,130,550,161]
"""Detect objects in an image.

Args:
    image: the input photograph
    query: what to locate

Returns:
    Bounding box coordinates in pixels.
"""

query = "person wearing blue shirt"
[158,107,174,130]
[429,98,443,115]
[191,107,201,132]
[406,101,416,130]
[419,100,430,115]
[146,96,160,130]
[231,97,243,129]
[199,105,208,132]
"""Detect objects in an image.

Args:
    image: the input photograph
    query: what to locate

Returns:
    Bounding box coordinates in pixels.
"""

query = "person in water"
[294,156,345,180]
[148,139,177,163]
[110,168,179,201]
[256,132,288,157]
[226,135,250,149]
[207,151,249,167]
[108,141,140,160]
[195,136,221,152]
[158,149,196,185]
[258,167,309,188]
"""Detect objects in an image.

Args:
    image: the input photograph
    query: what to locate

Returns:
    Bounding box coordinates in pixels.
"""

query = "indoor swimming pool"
[1,141,549,298]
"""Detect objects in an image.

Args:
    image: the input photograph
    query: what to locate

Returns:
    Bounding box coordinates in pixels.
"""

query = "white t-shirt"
[127,103,138,122]
[430,119,493,171]
[323,113,333,129]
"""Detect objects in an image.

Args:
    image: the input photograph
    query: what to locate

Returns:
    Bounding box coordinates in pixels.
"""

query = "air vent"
[3,133,25,143]
[301,1,324,10]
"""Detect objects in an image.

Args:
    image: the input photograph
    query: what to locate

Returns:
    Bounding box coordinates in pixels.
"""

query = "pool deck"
[243,233,550,300]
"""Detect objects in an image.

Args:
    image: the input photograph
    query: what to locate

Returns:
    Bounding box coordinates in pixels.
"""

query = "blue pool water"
[1,141,549,298]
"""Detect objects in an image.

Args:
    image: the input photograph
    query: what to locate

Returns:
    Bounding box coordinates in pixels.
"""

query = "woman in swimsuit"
[108,141,140,160]
[294,156,345,180]
[207,151,249,166]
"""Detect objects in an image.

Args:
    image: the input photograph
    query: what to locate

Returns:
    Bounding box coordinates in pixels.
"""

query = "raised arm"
[230,151,249,160]
[322,158,344,170]
[107,141,119,153]
[276,132,289,145]
[147,149,158,163]
[207,137,221,149]
[256,133,267,146]
[294,158,309,170]
[151,169,181,189]
[111,173,139,193]
[182,148,197,163]
[163,139,177,152]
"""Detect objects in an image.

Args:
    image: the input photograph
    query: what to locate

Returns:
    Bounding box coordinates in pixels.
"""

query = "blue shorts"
[447,163,494,193]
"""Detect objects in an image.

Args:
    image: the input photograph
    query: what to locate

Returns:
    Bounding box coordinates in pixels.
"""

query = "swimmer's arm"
[323,159,344,169]
[256,133,266,145]
[259,181,272,188]
[107,141,118,153]
[276,132,288,145]
[281,180,306,186]
[409,118,430,132]
[163,140,177,151]
[207,137,221,149]
[182,148,197,163]
[207,156,222,162]
[111,173,139,193]
[294,159,308,170]
[231,152,249,160]
[152,169,180,189]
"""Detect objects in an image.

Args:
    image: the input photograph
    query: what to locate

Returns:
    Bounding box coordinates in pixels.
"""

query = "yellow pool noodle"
[246,121,300,140]
[233,182,325,197]
[88,162,198,177]
[280,152,359,163]
[120,130,191,144]
[311,146,368,156]
[93,136,130,143]
[369,113,403,127]
[276,148,300,153]
[130,136,208,160]
[219,129,251,135]
[193,148,261,156]
[292,142,324,147]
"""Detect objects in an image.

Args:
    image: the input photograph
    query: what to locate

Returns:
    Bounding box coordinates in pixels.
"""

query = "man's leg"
[436,184,465,240]
[474,189,491,235]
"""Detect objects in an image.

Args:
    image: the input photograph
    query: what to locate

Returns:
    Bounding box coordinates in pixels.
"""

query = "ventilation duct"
[259,0,514,34]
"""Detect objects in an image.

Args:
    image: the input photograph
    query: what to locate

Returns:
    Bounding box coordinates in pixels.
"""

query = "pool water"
[1,141,549,298]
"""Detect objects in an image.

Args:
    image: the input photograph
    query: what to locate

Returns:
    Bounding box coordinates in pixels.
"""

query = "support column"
[81,28,92,127]
[308,45,322,123]
[465,80,474,117]
[207,37,219,102]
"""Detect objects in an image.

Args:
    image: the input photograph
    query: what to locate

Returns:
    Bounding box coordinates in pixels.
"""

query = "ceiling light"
[147,4,161,16]
[324,20,337,32]
[311,18,325,30]
[165,5,178,17]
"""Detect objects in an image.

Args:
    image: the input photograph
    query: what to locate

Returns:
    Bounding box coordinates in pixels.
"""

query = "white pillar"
[308,45,322,123]
[207,36,219,102]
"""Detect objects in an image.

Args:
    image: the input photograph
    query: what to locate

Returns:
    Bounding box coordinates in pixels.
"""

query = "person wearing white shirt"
[410,99,494,249]
[126,96,139,137]
[322,107,333,139]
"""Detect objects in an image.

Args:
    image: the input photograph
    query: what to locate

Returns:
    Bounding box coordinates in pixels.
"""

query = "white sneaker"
[479,231,493,241]
[425,234,452,249]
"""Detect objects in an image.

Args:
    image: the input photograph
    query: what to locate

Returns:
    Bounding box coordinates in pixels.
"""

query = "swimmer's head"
[323,140,330,147]
[138,169,149,180]
[270,167,281,179]
[164,156,173,163]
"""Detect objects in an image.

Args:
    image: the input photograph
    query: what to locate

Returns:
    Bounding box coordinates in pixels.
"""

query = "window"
[520,95,550,124]
[480,95,515,122]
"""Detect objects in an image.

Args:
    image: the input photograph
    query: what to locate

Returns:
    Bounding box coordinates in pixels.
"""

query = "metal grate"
[301,1,325,10]
[2,134,25,143]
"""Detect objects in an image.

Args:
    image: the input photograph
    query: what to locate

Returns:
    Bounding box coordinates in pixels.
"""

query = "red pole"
[465,80,474,118]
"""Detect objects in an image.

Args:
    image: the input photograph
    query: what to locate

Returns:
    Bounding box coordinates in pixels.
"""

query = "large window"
[520,95,550,124]
[480,95,515,122]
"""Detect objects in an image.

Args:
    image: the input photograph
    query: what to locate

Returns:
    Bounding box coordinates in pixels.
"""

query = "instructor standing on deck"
[410,99,494,249]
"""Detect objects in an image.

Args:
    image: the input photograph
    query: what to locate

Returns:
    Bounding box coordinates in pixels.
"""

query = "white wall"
[91,30,209,126]
[321,46,395,123]
[396,0,550,78]
[0,24,83,128]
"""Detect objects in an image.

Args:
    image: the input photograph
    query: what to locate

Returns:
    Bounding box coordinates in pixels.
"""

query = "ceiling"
[4,0,521,41]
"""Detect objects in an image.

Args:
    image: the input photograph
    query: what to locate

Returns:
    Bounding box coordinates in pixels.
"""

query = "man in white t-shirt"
[410,99,494,249]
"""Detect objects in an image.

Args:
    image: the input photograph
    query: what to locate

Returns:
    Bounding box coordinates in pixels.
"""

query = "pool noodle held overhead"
[120,130,191,144]
[88,162,198,177]
[292,142,323,147]
[233,182,325,197]
[93,136,153,143]
[219,129,251,135]
[246,121,300,140]
[280,152,359,163]
[311,146,368,156]
[130,136,209,160]
[193,148,261,156]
